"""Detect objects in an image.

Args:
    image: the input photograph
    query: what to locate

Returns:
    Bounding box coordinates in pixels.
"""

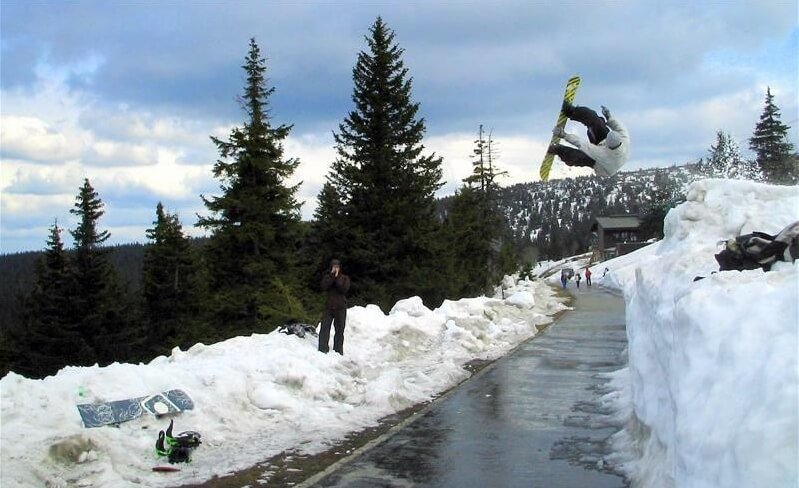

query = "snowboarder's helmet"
[330,259,341,267]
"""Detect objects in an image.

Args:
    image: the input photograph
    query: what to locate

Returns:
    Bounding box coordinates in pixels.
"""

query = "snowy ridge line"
[585,179,799,488]
[1,276,568,487]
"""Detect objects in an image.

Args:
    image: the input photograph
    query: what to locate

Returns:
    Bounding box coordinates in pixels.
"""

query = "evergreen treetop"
[199,38,301,237]
[315,17,444,309]
[464,125,507,199]
[749,87,795,183]
[70,178,110,252]
[197,38,306,332]
[700,130,760,180]
[333,17,443,207]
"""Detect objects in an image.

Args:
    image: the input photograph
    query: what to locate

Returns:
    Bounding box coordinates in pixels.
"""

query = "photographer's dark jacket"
[322,272,350,310]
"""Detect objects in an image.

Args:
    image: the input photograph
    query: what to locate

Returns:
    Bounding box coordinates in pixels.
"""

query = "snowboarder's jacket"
[715,220,799,272]
[322,272,351,310]
[562,113,629,176]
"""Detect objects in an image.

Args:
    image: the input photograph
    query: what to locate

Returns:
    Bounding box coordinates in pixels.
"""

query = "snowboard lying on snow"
[77,389,194,428]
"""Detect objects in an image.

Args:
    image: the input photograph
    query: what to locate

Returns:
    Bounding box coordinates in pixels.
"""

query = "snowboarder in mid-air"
[547,102,630,177]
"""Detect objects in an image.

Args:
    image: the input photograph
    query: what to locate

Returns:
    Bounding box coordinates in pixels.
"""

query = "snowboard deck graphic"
[539,75,581,182]
[76,396,146,428]
[141,389,194,417]
[77,389,193,428]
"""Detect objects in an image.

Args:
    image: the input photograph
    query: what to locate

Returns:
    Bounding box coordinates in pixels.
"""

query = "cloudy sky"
[1,1,797,254]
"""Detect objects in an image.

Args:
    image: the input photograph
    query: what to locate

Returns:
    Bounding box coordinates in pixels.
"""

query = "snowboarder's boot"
[155,431,168,457]
[165,419,202,449]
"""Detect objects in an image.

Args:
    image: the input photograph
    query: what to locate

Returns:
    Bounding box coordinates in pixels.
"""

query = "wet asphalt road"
[314,285,628,488]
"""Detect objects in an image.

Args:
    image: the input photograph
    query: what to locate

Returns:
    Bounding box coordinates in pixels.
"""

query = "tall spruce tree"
[197,39,304,335]
[69,179,132,365]
[143,203,205,353]
[315,17,444,309]
[17,222,90,377]
[749,87,796,183]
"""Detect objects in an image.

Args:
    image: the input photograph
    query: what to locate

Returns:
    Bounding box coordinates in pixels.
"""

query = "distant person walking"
[560,270,568,289]
[319,259,350,355]
[585,268,592,287]
[576,273,582,288]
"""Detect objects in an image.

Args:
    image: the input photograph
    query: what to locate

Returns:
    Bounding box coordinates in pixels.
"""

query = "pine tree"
[448,126,514,294]
[749,87,796,183]
[464,125,507,197]
[314,17,444,309]
[197,38,305,335]
[16,222,91,377]
[69,178,132,365]
[702,130,755,179]
[143,203,206,353]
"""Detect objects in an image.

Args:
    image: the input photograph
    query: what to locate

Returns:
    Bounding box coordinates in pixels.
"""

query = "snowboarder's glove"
[552,127,567,139]
[601,105,611,120]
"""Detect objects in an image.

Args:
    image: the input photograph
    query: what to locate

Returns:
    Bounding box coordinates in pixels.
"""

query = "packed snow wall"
[614,179,798,487]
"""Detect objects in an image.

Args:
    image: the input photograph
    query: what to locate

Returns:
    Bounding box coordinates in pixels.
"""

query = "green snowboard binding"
[155,419,201,464]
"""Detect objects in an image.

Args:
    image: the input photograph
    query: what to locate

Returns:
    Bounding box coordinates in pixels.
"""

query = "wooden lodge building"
[591,215,649,261]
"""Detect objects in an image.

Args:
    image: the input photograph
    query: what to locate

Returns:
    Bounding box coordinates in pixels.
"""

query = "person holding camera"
[319,259,351,355]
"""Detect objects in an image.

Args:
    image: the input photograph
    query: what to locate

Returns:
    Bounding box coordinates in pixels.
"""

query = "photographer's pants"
[319,307,346,355]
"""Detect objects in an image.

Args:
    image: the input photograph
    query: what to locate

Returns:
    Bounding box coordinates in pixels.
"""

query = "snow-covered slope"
[593,179,798,488]
[0,278,567,487]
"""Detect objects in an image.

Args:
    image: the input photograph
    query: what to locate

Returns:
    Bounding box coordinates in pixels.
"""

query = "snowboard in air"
[77,389,194,428]
[539,75,581,182]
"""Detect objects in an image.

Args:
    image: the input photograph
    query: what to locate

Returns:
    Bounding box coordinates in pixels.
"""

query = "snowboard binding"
[155,419,201,463]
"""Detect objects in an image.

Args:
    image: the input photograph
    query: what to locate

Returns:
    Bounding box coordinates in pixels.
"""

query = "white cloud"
[1,160,85,195]
[0,115,87,163]
[1,192,74,219]
[284,132,336,219]
[83,139,160,167]
[0,69,223,251]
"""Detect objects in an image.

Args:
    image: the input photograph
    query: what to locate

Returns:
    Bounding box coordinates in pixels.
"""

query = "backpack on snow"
[715,221,799,272]
[278,320,318,338]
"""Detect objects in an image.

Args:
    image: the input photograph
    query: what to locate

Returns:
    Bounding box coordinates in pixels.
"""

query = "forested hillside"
[439,163,698,260]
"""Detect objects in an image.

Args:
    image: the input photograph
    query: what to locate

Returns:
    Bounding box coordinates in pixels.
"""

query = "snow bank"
[0,277,566,487]
[596,179,799,487]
